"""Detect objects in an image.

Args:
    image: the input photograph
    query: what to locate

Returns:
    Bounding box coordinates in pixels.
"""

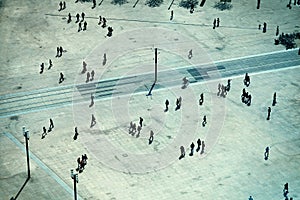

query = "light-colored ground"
[0,0,300,199]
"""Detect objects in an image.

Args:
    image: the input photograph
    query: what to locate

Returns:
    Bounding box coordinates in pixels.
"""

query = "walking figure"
[202,115,207,127]
[73,127,79,140]
[89,93,94,107]
[241,88,246,103]
[165,99,169,112]
[217,83,221,96]
[92,0,96,9]
[48,118,54,132]
[263,22,267,33]
[59,72,65,84]
[267,107,271,120]
[258,24,261,30]
[199,93,204,105]
[75,13,80,23]
[136,125,141,137]
[42,126,47,139]
[90,70,95,81]
[76,157,81,171]
[272,92,277,106]
[149,130,154,144]
[189,142,195,156]
[283,183,289,197]
[63,1,66,9]
[83,21,87,31]
[102,17,107,28]
[188,49,193,59]
[220,84,227,98]
[81,61,87,74]
[247,94,252,106]
[264,146,269,160]
[244,73,250,87]
[170,10,174,20]
[182,77,189,88]
[216,18,220,27]
[49,118,54,129]
[81,12,85,22]
[40,63,44,74]
[196,138,201,152]
[48,59,53,70]
[276,26,279,36]
[139,117,143,127]
[78,22,82,32]
[200,141,205,154]
[56,47,60,57]
[103,53,107,65]
[107,26,113,37]
[175,97,182,110]
[81,154,88,170]
[179,146,185,160]
[225,79,231,92]
[86,72,90,83]
[58,1,63,11]
[213,18,216,29]
[90,114,96,128]
[257,0,261,9]
[98,16,102,25]
[190,4,194,13]
[67,13,72,23]
[59,46,63,57]
[131,123,137,135]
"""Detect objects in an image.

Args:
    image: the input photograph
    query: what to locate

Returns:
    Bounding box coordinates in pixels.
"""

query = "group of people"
[213,18,220,29]
[58,1,66,11]
[179,138,205,159]
[56,46,65,57]
[283,182,294,200]
[80,61,96,83]
[241,88,252,106]
[287,0,300,9]
[39,59,53,74]
[217,80,230,98]
[76,154,88,173]
[41,119,54,139]
[128,117,144,138]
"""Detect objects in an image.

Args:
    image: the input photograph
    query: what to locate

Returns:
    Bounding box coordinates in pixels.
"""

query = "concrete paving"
[0,0,299,200]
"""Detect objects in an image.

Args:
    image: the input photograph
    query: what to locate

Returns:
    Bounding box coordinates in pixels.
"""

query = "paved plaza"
[0,0,300,199]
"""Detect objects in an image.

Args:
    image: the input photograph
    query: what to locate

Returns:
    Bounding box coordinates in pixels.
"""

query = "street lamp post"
[70,169,78,200]
[22,126,30,179]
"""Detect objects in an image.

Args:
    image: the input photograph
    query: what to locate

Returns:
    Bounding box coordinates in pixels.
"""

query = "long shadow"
[11,177,30,200]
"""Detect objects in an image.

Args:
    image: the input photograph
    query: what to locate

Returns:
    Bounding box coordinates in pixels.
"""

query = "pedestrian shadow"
[11,177,30,200]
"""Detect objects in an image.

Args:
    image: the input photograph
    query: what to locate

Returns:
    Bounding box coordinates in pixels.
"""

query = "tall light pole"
[70,169,78,200]
[154,48,158,83]
[22,127,30,179]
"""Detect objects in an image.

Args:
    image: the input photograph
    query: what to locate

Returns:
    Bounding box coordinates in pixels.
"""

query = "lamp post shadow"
[11,177,30,200]
[11,127,31,200]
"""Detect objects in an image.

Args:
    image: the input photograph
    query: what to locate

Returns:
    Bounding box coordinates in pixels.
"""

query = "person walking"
[196,138,201,152]
[272,92,277,106]
[267,107,271,120]
[189,142,195,156]
[149,130,154,144]
[59,72,65,84]
[90,114,96,127]
[139,117,144,127]
[165,99,169,111]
